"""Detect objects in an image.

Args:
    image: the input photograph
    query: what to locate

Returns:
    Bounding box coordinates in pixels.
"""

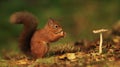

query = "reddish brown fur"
[10,11,38,55]
[10,11,65,58]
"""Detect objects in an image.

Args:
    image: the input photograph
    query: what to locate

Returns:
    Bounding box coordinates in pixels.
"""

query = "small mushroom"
[93,29,108,54]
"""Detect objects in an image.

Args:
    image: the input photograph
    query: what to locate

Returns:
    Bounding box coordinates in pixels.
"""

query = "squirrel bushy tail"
[10,11,38,55]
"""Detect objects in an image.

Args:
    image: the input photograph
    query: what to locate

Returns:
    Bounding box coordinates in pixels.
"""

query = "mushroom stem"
[99,33,103,54]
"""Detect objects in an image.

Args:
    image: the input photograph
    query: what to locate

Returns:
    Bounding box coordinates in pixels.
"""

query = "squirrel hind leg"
[31,41,48,58]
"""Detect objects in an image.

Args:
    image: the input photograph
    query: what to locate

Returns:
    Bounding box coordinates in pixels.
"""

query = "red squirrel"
[10,11,65,58]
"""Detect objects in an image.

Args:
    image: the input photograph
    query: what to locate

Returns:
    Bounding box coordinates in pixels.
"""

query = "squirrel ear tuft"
[48,18,55,26]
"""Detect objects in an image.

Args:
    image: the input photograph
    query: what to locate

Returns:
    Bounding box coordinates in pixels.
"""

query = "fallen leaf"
[66,53,76,60]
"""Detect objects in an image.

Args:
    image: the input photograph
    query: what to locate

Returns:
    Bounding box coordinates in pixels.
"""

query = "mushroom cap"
[93,29,108,33]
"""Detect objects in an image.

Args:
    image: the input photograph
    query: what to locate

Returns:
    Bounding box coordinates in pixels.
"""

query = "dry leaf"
[66,53,76,60]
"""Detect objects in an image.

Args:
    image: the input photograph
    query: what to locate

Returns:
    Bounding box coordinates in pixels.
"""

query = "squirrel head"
[45,18,65,41]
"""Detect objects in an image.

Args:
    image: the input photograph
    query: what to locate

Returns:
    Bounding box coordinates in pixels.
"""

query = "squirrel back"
[10,11,38,55]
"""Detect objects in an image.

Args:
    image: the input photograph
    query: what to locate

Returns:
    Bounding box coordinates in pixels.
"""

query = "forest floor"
[0,36,120,67]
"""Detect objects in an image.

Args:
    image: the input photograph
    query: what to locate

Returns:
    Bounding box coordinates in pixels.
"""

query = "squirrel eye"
[54,25,58,29]
[55,25,58,28]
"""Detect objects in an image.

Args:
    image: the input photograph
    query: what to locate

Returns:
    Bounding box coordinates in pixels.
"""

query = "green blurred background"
[0,0,120,53]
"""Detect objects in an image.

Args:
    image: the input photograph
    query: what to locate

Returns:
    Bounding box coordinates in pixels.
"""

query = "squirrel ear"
[48,18,55,26]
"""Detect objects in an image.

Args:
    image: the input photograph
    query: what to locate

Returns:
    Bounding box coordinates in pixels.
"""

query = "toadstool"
[93,29,108,54]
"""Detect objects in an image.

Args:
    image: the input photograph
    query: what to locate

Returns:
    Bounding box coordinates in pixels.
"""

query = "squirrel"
[10,11,65,58]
